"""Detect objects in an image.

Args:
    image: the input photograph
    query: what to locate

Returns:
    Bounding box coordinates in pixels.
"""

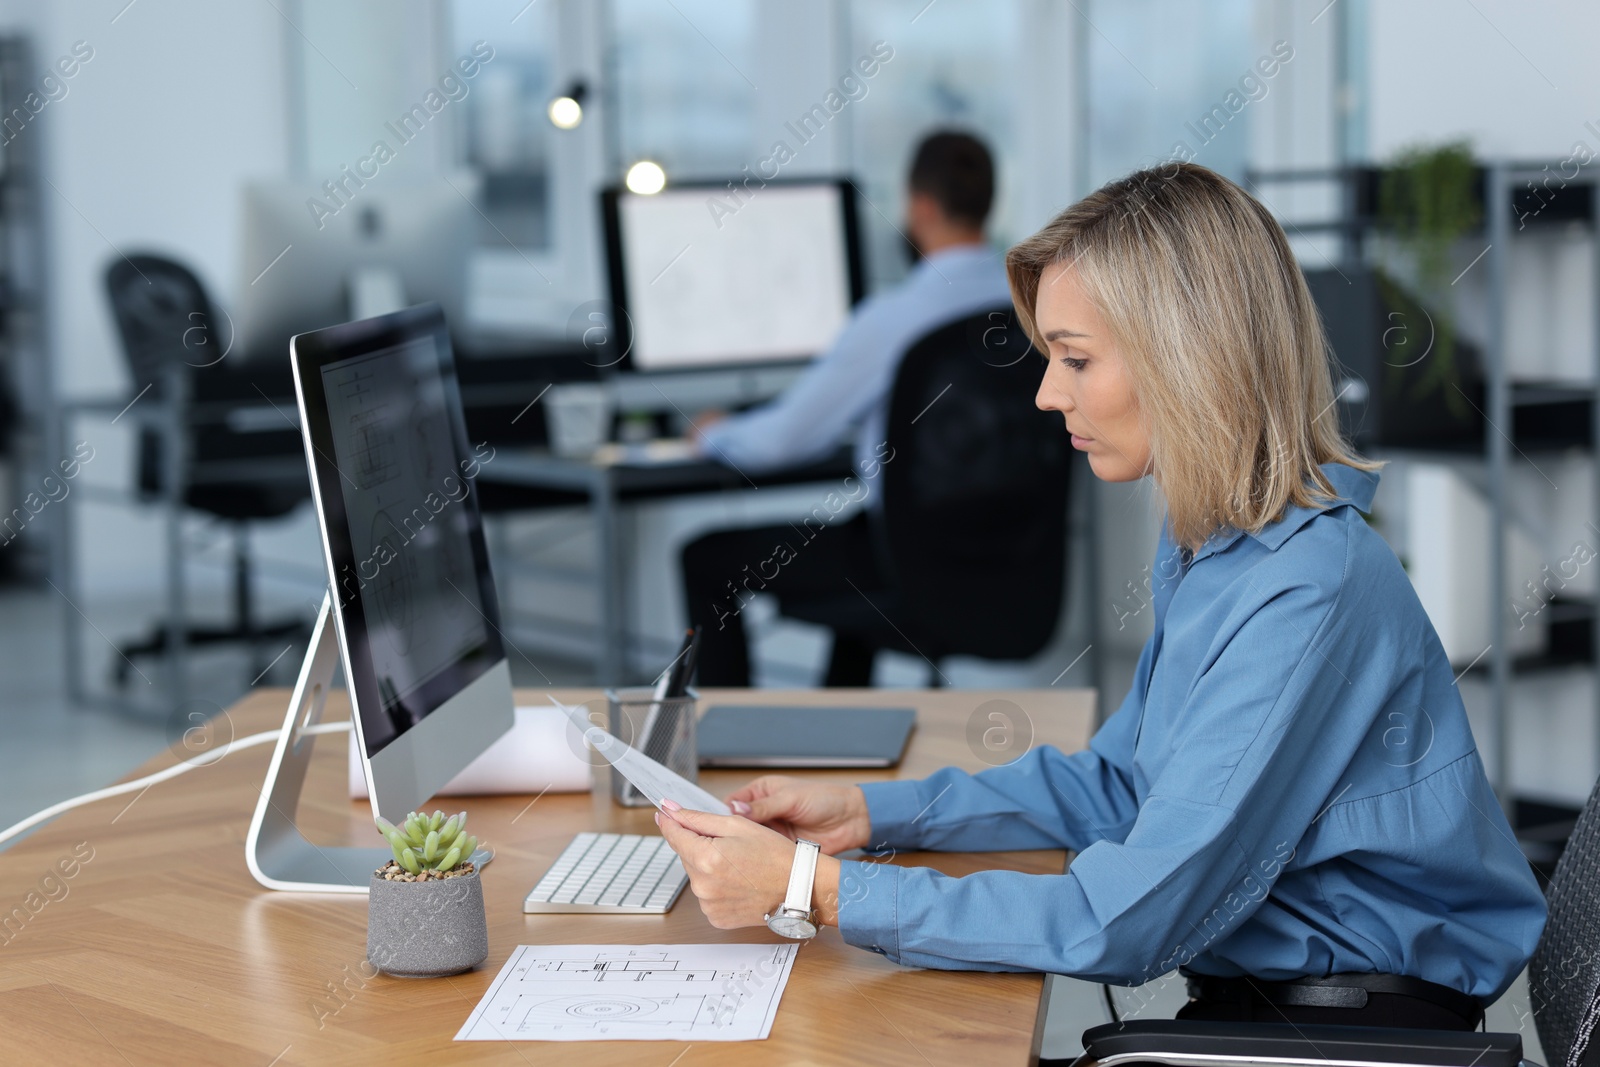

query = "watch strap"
[782,839,820,914]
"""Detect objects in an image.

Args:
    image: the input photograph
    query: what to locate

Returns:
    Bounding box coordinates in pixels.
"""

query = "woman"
[655,162,1546,1029]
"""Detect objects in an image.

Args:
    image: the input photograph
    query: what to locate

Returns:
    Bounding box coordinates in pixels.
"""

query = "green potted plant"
[367,809,488,978]
[1376,138,1482,418]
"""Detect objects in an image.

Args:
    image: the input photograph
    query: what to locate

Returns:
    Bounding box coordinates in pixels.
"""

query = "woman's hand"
[656,799,841,929]
[724,775,872,855]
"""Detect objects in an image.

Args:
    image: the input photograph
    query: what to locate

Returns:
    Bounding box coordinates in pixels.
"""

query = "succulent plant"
[375,810,480,875]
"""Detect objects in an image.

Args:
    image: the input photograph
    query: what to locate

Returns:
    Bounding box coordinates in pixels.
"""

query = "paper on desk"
[455,943,797,1042]
[551,698,731,815]
[591,439,699,467]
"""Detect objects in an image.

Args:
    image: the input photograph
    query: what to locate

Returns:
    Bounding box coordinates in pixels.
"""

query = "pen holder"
[605,686,699,807]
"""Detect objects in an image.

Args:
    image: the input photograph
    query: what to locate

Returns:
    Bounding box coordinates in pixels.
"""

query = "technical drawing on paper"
[455,944,798,1043]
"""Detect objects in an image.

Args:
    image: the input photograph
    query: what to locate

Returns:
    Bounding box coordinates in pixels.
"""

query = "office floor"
[0,583,1549,1061]
[0,585,182,840]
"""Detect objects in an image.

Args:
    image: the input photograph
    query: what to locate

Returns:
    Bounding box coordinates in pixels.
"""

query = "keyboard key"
[525,833,689,914]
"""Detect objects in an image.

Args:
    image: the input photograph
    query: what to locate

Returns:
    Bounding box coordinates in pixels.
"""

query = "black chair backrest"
[106,255,214,497]
[104,254,222,395]
[104,254,306,514]
[877,306,1069,659]
[1531,775,1600,1067]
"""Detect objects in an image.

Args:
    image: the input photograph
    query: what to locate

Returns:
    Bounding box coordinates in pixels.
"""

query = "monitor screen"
[297,310,502,758]
[605,180,862,372]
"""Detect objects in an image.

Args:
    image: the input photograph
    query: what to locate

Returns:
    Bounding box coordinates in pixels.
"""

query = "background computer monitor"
[239,178,475,366]
[600,178,864,374]
[290,303,513,821]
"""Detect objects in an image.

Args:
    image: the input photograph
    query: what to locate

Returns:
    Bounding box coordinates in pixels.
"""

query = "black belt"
[1184,972,1485,1026]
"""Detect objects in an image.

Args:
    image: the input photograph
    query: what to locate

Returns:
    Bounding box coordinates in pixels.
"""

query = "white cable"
[0,721,353,850]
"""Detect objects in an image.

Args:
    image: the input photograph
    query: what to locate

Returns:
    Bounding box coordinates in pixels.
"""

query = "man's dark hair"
[907,130,995,228]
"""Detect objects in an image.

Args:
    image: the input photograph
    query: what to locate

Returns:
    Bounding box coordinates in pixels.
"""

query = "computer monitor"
[599,178,865,374]
[290,303,513,821]
[247,307,688,903]
[235,178,475,365]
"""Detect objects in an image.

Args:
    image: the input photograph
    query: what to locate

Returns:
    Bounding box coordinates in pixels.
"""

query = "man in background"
[682,130,1009,686]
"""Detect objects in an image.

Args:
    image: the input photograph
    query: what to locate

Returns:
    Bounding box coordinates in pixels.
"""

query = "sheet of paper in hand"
[551,698,731,815]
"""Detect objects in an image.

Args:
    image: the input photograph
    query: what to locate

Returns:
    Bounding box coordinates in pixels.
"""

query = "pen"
[661,628,700,760]
[637,629,696,785]
[668,626,700,698]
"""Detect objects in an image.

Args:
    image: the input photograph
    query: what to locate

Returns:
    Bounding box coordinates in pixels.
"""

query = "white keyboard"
[523,832,688,914]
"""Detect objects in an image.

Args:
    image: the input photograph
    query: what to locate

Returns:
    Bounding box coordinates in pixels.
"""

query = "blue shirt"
[698,244,1011,484]
[837,463,1546,1001]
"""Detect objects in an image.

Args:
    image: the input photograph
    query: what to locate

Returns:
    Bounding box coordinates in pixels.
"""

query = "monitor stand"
[245,592,493,893]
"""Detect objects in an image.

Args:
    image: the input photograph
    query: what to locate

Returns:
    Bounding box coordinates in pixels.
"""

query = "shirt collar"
[910,242,998,280]
[1190,462,1379,562]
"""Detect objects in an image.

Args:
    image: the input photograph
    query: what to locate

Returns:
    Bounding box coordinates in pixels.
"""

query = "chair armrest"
[1078,1020,1523,1067]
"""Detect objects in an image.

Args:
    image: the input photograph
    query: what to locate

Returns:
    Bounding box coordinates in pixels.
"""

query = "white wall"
[296,0,446,180]
[0,0,308,608]
[21,1,291,400]
[1369,0,1600,160]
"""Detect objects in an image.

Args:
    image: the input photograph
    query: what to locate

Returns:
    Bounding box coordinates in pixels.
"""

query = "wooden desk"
[0,687,1094,1066]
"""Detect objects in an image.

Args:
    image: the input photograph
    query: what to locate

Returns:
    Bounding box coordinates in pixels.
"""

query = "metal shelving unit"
[0,37,51,583]
[1482,162,1600,821]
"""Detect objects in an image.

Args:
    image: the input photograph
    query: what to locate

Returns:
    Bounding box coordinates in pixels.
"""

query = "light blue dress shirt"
[697,244,1012,482]
[837,463,1547,1001]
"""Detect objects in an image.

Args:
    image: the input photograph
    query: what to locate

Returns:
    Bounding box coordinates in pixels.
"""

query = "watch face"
[768,913,818,939]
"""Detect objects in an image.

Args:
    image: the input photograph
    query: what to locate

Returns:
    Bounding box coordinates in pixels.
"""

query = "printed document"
[455,943,798,1041]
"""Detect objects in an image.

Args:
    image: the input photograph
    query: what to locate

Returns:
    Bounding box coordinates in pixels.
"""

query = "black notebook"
[696,705,916,768]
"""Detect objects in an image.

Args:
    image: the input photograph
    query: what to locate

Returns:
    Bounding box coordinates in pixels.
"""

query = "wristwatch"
[765,839,821,939]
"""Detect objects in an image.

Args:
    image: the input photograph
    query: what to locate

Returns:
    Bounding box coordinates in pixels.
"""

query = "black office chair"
[104,254,311,683]
[779,306,1070,686]
[1528,774,1600,1067]
[1066,774,1600,1067]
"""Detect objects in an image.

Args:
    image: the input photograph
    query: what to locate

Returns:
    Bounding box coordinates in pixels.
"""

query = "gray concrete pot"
[366,870,488,978]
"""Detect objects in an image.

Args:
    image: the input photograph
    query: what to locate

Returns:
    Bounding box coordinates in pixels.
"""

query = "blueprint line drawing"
[455,943,798,1042]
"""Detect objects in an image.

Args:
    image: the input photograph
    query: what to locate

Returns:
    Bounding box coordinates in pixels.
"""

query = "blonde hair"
[1006,162,1377,550]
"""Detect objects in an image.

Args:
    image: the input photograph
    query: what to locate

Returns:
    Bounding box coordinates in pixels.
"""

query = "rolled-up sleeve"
[838,560,1390,980]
